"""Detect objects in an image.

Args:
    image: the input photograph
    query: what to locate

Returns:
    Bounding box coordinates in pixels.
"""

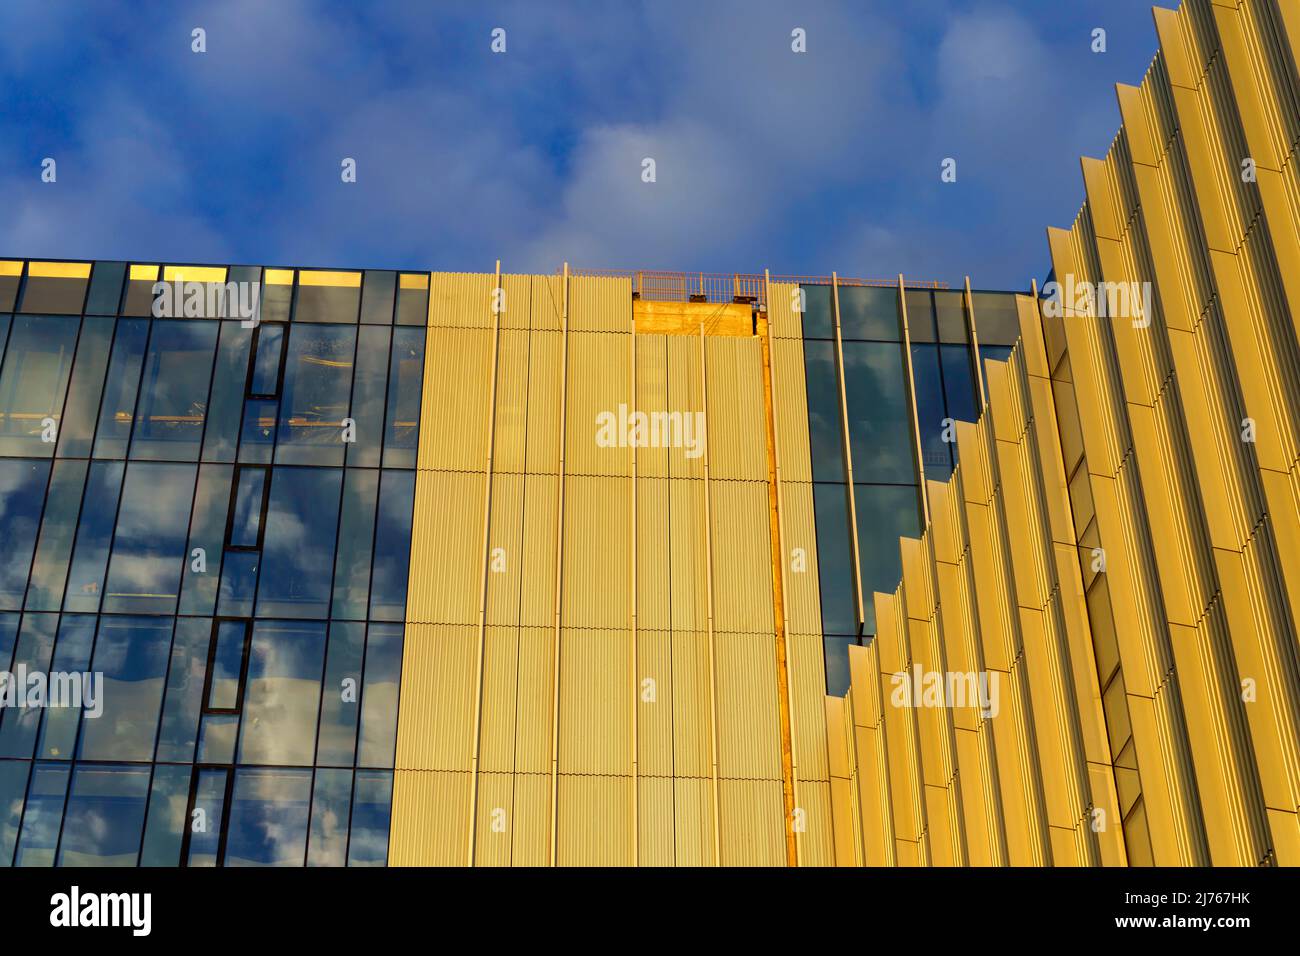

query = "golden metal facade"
[392,0,1300,866]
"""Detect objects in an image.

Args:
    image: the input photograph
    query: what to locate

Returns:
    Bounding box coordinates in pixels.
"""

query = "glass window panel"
[179,464,234,615]
[62,460,124,613]
[0,315,9,374]
[35,614,96,760]
[348,324,390,467]
[208,621,247,711]
[294,274,360,324]
[223,266,261,320]
[19,270,87,315]
[225,767,311,867]
[261,272,292,324]
[139,763,191,866]
[256,467,341,619]
[92,317,149,459]
[201,321,253,463]
[85,261,126,315]
[369,470,414,621]
[358,623,403,768]
[250,323,284,397]
[155,617,211,762]
[934,290,969,344]
[903,290,936,343]
[842,341,916,484]
[24,458,87,612]
[78,616,173,762]
[0,459,52,609]
[840,286,901,341]
[0,313,80,457]
[0,273,16,311]
[347,770,392,866]
[0,612,18,672]
[940,344,979,426]
[229,467,267,548]
[383,327,423,468]
[824,636,856,696]
[197,713,239,764]
[316,622,363,767]
[331,470,377,620]
[238,397,276,463]
[186,767,227,867]
[307,768,352,866]
[972,292,1022,346]
[394,275,428,326]
[799,284,833,338]
[854,484,922,636]
[217,550,258,617]
[812,483,857,636]
[130,319,219,461]
[802,340,845,482]
[0,758,31,866]
[122,268,160,317]
[911,344,953,479]
[13,761,70,867]
[56,764,150,866]
[276,324,355,466]
[0,613,58,758]
[237,621,326,766]
[360,271,396,326]
[102,461,196,615]
[55,315,114,457]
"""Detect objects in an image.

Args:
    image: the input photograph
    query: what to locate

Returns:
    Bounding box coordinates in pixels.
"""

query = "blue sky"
[2,1,1168,289]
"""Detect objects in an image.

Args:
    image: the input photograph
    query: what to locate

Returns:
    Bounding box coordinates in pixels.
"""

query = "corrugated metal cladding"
[392,272,830,865]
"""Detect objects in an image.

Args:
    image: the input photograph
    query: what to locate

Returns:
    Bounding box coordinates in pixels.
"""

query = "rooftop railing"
[565,269,949,306]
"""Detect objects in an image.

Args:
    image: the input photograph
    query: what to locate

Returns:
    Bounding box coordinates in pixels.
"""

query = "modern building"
[0,0,1297,867]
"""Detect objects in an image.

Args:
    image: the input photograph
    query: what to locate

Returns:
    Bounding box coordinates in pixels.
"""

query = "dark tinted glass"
[257,467,341,619]
[840,286,900,341]
[0,314,80,458]
[842,341,915,484]
[0,459,51,609]
[57,764,151,866]
[131,320,219,461]
[854,484,922,636]
[812,482,857,636]
[802,340,845,482]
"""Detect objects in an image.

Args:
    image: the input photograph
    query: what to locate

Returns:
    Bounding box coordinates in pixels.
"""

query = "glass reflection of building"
[0,261,426,866]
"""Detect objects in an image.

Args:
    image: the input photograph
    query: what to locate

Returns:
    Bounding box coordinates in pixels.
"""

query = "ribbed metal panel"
[484,473,524,627]
[797,779,836,867]
[560,475,632,628]
[557,628,633,775]
[788,632,830,781]
[666,335,705,481]
[529,274,564,331]
[636,477,671,631]
[518,474,558,628]
[673,777,715,866]
[636,629,674,777]
[478,625,520,773]
[718,779,785,865]
[768,281,803,339]
[772,338,813,482]
[669,480,708,633]
[557,775,635,865]
[635,333,669,478]
[510,772,551,865]
[670,631,713,778]
[514,627,555,774]
[569,274,633,333]
[473,771,515,866]
[394,623,476,771]
[638,776,675,865]
[715,632,782,780]
[493,329,530,474]
[389,770,470,865]
[704,336,767,481]
[524,331,563,474]
[428,271,494,328]
[780,482,822,635]
[418,326,494,471]
[710,480,775,633]
[565,331,633,477]
[499,272,531,331]
[406,470,484,625]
